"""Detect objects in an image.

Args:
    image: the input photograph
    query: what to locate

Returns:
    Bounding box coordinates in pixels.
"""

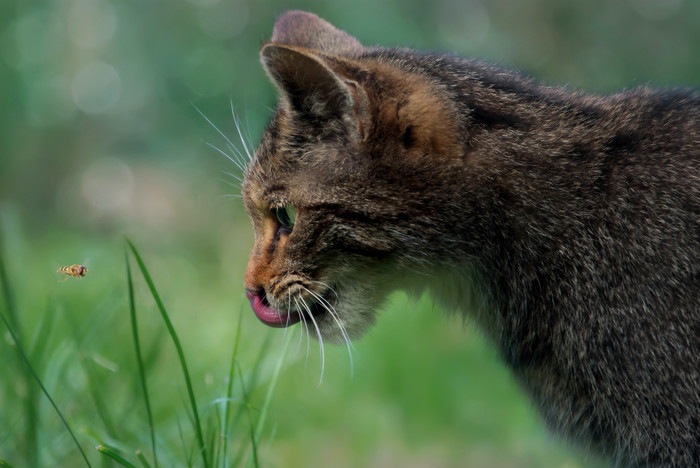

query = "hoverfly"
[58,264,88,281]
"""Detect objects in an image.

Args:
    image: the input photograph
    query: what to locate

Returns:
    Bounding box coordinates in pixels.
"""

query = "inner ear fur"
[261,44,370,135]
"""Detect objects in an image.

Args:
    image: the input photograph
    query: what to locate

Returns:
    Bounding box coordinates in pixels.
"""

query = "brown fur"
[243,11,700,466]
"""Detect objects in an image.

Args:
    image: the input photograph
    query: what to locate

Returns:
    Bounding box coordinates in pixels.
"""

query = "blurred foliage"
[1,0,699,236]
[0,0,698,466]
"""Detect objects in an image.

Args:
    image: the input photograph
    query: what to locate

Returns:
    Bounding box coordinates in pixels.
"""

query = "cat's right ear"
[261,44,369,136]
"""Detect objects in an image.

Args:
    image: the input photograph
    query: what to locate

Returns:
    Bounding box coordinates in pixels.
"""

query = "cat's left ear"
[261,44,370,136]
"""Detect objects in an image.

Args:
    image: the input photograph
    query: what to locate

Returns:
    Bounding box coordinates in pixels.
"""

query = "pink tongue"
[245,290,301,328]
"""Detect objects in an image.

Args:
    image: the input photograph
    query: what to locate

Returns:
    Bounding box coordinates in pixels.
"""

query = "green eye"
[274,205,296,230]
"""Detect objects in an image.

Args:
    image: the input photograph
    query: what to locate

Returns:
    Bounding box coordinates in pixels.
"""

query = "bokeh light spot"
[197,0,249,40]
[81,157,134,213]
[71,62,121,114]
[0,10,65,69]
[626,0,684,20]
[437,0,491,52]
[185,0,221,6]
[183,46,236,97]
[67,0,119,49]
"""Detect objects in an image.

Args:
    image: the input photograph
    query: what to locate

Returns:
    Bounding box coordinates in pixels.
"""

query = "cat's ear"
[270,11,362,55]
[261,44,369,129]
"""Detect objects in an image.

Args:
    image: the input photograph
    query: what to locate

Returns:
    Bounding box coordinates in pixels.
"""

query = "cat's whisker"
[195,104,249,165]
[316,298,352,354]
[282,289,292,341]
[216,177,241,190]
[310,280,340,301]
[289,292,306,356]
[230,100,254,162]
[205,141,247,173]
[303,285,354,377]
[298,295,326,384]
[242,110,257,158]
[195,106,250,177]
[285,291,303,357]
[221,170,243,184]
[216,172,243,201]
[293,297,311,363]
[224,143,249,170]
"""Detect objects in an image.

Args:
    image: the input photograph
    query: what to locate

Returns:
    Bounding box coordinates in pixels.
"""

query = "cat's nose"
[245,254,276,296]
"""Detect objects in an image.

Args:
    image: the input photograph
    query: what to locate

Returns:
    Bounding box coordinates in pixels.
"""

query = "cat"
[241,10,700,466]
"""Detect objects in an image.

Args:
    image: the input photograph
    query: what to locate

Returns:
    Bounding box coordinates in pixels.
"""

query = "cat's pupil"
[274,205,296,230]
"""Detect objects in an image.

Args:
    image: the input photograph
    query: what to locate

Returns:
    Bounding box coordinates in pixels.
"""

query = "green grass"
[0,252,90,466]
[126,237,207,467]
[0,217,591,467]
[0,234,285,467]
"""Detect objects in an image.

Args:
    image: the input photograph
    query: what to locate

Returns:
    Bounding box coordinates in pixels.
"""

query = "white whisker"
[293,297,311,363]
[222,168,244,183]
[284,290,303,359]
[217,176,241,188]
[282,289,291,341]
[205,141,247,173]
[195,105,244,159]
[304,286,352,347]
[194,104,250,178]
[310,280,340,301]
[230,100,253,162]
[304,285,354,378]
[298,296,326,384]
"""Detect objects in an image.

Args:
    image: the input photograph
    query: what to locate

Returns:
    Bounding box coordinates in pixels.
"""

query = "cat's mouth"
[245,289,328,328]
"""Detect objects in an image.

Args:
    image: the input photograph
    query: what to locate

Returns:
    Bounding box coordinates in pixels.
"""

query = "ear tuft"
[271,10,362,55]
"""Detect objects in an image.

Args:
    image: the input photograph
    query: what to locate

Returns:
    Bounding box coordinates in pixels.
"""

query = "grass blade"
[136,450,152,468]
[222,312,243,466]
[125,249,158,468]
[0,252,92,467]
[0,248,35,465]
[27,301,58,454]
[0,250,19,334]
[29,300,55,364]
[125,238,208,468]
[62,308,119,440]
[236,366,259,468]
[0,460,13,468]
[230,332,273,466]
[96,445,136,468]
[254,332,291,443]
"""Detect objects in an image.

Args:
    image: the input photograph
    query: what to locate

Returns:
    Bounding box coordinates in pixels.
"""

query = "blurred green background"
[1,0,698,466]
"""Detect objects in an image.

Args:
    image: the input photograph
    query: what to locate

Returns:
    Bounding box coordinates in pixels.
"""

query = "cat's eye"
[274,205,296,230]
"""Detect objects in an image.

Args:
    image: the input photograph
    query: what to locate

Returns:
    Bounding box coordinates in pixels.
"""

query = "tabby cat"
[242,11,700,466]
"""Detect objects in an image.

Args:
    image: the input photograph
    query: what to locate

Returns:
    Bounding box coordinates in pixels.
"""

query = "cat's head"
[242,11,463,342]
